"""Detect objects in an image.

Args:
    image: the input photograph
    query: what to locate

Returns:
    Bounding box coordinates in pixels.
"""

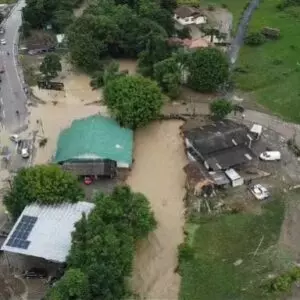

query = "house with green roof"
[54,115,133,176]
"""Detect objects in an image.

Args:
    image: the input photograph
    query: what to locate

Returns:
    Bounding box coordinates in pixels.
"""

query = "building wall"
[174,15,206,26]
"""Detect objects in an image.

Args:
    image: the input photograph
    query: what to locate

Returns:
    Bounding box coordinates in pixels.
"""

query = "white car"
[21,148,30,158]
[10,134,20,143]
[1,39,6,45]
[250,184,270,200]
[260,151,281,161]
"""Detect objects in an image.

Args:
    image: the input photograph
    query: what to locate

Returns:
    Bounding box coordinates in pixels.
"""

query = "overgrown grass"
[179,196,286,300]
[233,0,300,123]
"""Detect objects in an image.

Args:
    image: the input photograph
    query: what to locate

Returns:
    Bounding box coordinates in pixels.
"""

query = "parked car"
[23,268,48,279]
[260,151,281,161]
[0,39,6,45]
[249,184,270,200]
[0,67,4,73]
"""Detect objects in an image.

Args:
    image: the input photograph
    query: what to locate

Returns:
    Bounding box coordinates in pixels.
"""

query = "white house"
[174,6,207,26]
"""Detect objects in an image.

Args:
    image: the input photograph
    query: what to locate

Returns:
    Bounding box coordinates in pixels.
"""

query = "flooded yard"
[127,120,187,300]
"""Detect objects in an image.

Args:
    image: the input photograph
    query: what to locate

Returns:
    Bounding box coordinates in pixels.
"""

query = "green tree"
[4,165,84,220]
[138,32,171,77]
[104,75,163,128]
[160,0,177,12]
[62,186,156,300]
[154,57,181,98]
[187,48,229,92]
[40,53,62,80]
[47,269,91,300]
[210,99,233,120]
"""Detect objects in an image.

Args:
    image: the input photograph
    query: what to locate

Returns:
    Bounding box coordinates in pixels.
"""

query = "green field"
[179,197,286,300]
[233,0,300,122]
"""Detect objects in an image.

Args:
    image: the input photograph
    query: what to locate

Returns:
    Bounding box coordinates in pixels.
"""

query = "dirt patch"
[127,120,187,300]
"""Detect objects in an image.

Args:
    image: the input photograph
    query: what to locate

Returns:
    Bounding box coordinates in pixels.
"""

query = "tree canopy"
[104,75,163,128]
[22,0,79,32]
[48,185,156,300]
[67,0,171,71]
[4,165,84,220]
[210,99,233,120]
[154,57,181,98]
[187,48,229,92]
[40,53,62,80]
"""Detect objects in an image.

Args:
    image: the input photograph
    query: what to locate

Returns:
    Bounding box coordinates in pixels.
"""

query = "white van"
[259,151,281,161]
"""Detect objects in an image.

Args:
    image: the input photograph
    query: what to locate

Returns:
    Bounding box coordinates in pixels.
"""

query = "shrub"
[245,32,266,46]
[210,99,233,120]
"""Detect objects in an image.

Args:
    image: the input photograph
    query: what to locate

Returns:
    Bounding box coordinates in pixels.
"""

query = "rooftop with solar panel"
[1,202,95,263]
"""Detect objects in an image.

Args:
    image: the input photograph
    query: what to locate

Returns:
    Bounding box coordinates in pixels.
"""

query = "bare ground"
[127,120,187,300]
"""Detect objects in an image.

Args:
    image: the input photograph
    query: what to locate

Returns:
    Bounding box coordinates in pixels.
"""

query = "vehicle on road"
[21,147,30,158]
[23,268,48,279]
[10,134,20,143]
[0,39,6,45]
[260,151,281,161]
[0,67,4,74]
[249,184,270,200]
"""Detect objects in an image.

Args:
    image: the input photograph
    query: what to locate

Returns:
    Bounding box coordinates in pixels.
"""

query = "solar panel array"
[6,215,38,249]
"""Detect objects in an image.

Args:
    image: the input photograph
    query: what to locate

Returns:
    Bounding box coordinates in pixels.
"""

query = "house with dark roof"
[54,115,133,177]
[174,6,207,26]
[184,120,255,171]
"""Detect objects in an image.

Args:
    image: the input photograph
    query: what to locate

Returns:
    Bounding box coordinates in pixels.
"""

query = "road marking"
[0,98,3,105]
[2,109,5,118]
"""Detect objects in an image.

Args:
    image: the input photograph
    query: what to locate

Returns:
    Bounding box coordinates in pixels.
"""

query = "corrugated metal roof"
[1,202,95,262]
[54,115,133,165]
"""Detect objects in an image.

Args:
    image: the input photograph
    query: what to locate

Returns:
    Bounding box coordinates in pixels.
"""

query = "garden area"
[178,194,293,300]
[233,0,300,123]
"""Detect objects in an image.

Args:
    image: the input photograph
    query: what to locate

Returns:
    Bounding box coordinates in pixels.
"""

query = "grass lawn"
[233,0,300,123]
[179,196,286,300]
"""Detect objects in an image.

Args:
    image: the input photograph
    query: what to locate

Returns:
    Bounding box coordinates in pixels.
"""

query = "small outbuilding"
[225,168,244,187]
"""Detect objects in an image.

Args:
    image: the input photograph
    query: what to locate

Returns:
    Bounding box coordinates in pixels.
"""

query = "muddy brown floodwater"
[127,120,187,300]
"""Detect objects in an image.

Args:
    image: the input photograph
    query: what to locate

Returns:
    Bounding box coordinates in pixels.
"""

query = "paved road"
[228,0,260,65]
[0,0,27,132]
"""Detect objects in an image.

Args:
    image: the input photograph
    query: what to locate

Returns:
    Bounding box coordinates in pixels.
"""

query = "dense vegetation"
[104,75,163,128]
[4,165,84,220]
[22,0,77,33]
[67,0,174,72]
[47,186,156,300]
[187,48,229,92]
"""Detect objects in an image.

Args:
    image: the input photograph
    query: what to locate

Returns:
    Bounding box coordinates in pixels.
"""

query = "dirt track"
[127,120,187,300]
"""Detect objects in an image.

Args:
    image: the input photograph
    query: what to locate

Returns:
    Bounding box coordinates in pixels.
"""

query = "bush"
[264,267,300,294]
[210,99,233,120]
[178,243,194,264]
[245,32,266,46]
[207,4,215,11]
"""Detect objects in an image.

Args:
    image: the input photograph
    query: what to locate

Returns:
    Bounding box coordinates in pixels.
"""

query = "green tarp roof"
[54,115,133,165]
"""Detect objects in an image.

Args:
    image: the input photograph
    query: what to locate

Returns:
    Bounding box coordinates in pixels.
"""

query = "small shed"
[225,168,244,187]
[250,124,262,140]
